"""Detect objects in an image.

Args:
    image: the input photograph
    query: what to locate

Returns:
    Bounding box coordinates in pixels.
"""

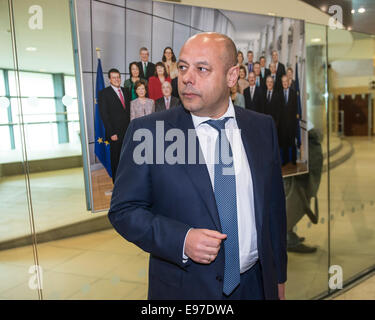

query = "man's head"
[266,75,274,91]
[282,75,289,89]
[259,56,266,68]
[253,62,260,76]
[139,47,149,63]
[287,67,294,80]
[108,68,121,88]
[272,50,279,63]
[269,62,276,75]
[247,50,253,63]
[248,71,256,86]
[177,32,238,117]
[161,81,172,98]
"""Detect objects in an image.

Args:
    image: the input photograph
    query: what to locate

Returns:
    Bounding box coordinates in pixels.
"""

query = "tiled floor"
[0,136,374,299]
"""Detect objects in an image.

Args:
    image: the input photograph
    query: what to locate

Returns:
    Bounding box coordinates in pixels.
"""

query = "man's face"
[177,35,238,116]
[253,63,260,76]
[140,50,149,62]
[266,77,274,90]
[270,63,276,74]
[282,77,289,89]
[260,58,266,67]
[287,69,293,79]
[109,72,121,87]
[272,51,278,63]
[247,52,253,62]
[162,82,172,97]
[156,65,165,77]
[248,73,256,86]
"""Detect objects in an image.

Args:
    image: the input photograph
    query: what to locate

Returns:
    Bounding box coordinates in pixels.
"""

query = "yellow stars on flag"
[97,137,110,146]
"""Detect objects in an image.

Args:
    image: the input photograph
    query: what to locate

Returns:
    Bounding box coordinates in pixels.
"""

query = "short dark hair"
[154,62,168,78]
[247,50,253,55]
[259,56,266,61]
[239,65,247,78]
[134,79,147,96]
[129,61,140,77]
[108,68,120,78]
[253,61,260,67]
[139,47,148,53]
[162,47,177,63]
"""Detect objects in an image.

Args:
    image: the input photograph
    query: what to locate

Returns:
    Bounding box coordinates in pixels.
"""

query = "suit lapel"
[235,107,264,233]
[166,106,222,231]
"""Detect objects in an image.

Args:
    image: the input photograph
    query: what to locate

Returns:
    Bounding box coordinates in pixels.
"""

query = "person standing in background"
[148,62,172,101]
[264,75,281,130]
[253,62,263,89]
[259,56,271,88]
[162,47,178,80]
[137,47,155,80]
[243,71,264,114]
[237,50,246,68]
[271,50,286,84]
[130,79,155,121]
[155,81,179,112]
[230,82,245,108]
[286,67,296,90]
[238,65,249,94]
[124,62,144,101]
[269,62,282,92]
[98,68,131,183]
[245,50,254,74]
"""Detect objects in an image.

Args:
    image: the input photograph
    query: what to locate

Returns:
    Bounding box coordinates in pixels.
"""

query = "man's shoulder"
[234,105,270,122]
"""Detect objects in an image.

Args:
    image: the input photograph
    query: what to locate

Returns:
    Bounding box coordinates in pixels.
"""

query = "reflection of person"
[108,32,287,300]
[130,80,155,121]
[279,75,298,165]
[230,82,245,108]
[98,68,131,183]
[245,50,254,73]
[162,47,178,80]
[264,75,281,129]
[137,47,155,80]
[284,127,322,254]
[243,71,264,114]
[238,65,249,94]
[124,62,145,101]
[155,81,179,112]
[147,62,172,101]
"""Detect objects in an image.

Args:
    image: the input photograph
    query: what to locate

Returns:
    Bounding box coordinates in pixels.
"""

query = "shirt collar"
[191,98,235,129]
[111,84,121,93]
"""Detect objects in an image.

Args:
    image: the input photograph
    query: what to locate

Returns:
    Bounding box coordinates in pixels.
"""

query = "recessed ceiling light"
[347,26,352,31]
[311,38,321,43]
[320,6,327,12]
[351,9,355,14]
[358,8,366,13]
[26,47,37,52]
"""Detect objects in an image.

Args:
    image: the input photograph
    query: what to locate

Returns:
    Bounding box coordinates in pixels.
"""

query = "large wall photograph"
[74,0,308,212]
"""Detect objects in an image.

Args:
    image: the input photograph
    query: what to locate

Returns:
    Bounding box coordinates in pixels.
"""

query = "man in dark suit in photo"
[253,62,264,90]
[155,81,179,112]
[137,47,155,80]
[98,68,131,183]
[280,75,298,165]
[271,50,286,83]
[245,50,254,73]
[264,75,282,130]
[108,32,287,300]
[269,62,282,92]
[259,56,270,86]
[243,71,264,114]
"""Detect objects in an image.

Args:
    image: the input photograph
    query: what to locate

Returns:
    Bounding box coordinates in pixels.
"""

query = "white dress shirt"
[164,96,171,109]
[111,84,124,101]
[183,98,258,273]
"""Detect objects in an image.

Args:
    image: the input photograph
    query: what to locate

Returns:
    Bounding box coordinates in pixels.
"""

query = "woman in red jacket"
[148,62,171,101]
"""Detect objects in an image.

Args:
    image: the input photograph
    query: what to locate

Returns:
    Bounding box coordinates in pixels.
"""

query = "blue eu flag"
[295,61,302,149]
[94,58,112,178]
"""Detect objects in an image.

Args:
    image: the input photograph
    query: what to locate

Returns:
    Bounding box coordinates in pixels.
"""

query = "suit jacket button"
[216,275,223,282]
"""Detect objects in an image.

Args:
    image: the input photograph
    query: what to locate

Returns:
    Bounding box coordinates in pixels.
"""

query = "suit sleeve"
[108,119,192,268]
[268,116,288,284]
[98,89,115,138]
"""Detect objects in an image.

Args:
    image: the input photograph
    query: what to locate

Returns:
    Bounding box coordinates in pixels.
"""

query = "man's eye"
[198,67,208,72]
[178,65,187,71]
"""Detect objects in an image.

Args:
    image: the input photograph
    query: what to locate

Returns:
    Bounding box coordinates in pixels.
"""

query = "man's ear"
[227,65,239,88]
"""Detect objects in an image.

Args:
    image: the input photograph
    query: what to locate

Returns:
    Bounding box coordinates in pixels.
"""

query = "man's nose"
[181,67,195,85]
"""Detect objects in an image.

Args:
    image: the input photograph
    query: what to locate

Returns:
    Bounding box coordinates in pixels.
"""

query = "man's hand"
[111,134,118,141]
[278,283,286,300]
[184,229,227,264]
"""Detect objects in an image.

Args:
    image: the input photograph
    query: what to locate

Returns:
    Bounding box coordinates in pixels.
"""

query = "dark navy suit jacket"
[108,104,287,300]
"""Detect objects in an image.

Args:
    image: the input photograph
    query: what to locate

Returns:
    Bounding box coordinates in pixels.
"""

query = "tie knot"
[205,117,231,132]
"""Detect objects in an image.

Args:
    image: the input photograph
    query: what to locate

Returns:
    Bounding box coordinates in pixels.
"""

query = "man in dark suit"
[98,68,131,183]
[108,33,287,300]
[280,75,298,165]
[269,62,282,92]
[155,81,179,112]
[137,47,155,80]
[253,62,264,90]
[271,50,286,84]
[245,50,254,73]
[264,75,282,131]
[171,76,179,100]
[243,71,264,114]
[259,56,270,87]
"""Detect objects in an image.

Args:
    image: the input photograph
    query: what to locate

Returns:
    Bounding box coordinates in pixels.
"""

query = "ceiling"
[301,0,375,35]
